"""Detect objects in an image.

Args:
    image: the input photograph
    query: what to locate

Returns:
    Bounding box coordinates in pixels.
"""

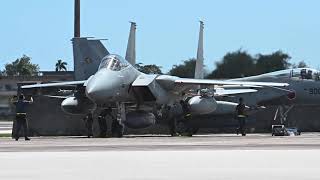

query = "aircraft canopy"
[266,68,320,80]
[98,54,129,71]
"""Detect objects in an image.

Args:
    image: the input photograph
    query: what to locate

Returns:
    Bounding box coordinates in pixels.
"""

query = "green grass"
[0,133,12,137]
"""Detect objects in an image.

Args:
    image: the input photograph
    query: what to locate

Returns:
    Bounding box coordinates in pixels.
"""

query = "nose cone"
[85,82,103,102]
[85,69,122,103]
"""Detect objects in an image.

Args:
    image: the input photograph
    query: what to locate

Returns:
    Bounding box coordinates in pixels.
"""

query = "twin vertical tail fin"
[125,22,137,66]
[73,22,136,80]
[195,21,204,80]
[72,38,109,80]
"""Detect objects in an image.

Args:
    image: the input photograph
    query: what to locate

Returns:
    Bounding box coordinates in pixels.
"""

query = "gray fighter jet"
[21,22,288,136]
[223,68,320,123]
[188,21,320,132]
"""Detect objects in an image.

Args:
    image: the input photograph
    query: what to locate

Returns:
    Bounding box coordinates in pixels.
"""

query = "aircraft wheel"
[176,121,188,135]
[176,121,194,137]
[192,127,199,135]
[185,131,193,137]
[185,127,199,137]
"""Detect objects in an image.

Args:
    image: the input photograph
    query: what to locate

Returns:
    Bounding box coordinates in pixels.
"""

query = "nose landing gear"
[111,103,125,138]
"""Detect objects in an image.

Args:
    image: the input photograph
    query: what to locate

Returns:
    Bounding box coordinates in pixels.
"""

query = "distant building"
[0,71,74,120]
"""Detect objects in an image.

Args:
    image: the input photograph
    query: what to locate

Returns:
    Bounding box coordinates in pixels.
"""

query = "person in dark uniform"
[235,97,247,136]
[98,109,108,138]
[164,105,178,137]
[98,107,115,137]
[180,100,192,121]
[83,112,93,138]
[178,100,193,136]
[111,109,124,138]
[12,94,33,141]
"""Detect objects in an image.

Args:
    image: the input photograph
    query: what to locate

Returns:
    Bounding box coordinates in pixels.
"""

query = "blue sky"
[1,0,320,72]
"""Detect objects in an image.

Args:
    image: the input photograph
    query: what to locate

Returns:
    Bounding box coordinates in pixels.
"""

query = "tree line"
[137,50,308,78]
[1,55,68,76]
[1,50,308,77]
[207,50,298,79]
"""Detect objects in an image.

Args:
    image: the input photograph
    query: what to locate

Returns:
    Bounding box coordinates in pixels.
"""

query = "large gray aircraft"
[183,22,320,134]
[21,23,288,136]
[224,68,320,123]
[184,67,320,134]
[21,22,288,136]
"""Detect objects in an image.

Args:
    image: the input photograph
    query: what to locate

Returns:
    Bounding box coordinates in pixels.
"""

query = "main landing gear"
[94,103,125,138]
[176,120,199,137]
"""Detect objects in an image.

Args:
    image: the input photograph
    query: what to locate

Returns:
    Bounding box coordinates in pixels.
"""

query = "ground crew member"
[12,94,33,141]
[83,112,93,138]
[98,109,108,138]
[98,107,115,137]
[179,100,193,136]
[235,97,247,136]
[180,100,192,121]
[164,105,178,137]
[111,108,124,138]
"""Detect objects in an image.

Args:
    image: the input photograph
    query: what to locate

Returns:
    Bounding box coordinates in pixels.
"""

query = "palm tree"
[55,59,68,71]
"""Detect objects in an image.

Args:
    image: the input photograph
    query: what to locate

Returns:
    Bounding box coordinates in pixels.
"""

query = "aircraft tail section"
[72,38,109,80]
[195,21,204,79]
[125,22,136,66]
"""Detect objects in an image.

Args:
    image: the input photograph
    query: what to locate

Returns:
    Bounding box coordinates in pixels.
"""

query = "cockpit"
[294,68,320,80]
[267,68,320,81]
[98,54,129,71]
[299,68,319,80]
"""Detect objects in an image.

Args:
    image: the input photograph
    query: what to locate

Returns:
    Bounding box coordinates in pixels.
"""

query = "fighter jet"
[222,68,320,124]
[21,22,288,137]
[187,21,320,133]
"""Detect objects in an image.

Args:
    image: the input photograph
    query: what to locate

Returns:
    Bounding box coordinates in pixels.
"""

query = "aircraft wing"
[215,88,258,96]
[175,78,288,87]
[42,95,71,99]
[218,84,262,88]
[21,80,86,89]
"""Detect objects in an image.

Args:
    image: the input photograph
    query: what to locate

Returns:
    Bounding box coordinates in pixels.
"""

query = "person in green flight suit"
[235,97,247,136]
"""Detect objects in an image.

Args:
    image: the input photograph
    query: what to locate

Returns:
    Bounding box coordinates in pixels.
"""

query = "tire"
[176,121,188,135]
[192,127,199,135]
[176,121,195,137]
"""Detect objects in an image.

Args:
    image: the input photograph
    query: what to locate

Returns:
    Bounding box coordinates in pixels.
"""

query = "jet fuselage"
[85,55,141,105]
[227,68,320,106]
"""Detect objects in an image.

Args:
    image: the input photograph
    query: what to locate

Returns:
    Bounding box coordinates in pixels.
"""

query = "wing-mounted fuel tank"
[188,96,243,116]
[188,95,218,115]
[212,101,238,115]
[131,74,170,104]
[123,110,156,129]
[61,96,94,115]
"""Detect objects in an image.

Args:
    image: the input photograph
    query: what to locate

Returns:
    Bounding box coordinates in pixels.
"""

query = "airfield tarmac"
[1,133,320,180]
[1,133,320,151]
[0,121,12,135]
